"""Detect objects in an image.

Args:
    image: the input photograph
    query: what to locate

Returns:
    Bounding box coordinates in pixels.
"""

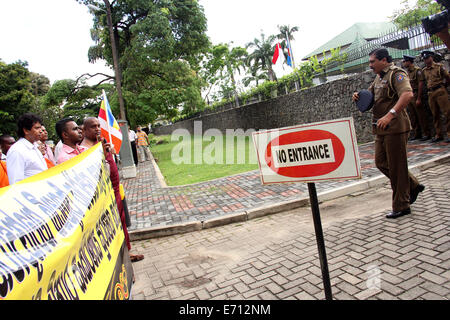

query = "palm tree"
[242,61,269,87]
[246,32,277,82]
[277,25,299,67]
[277,24,299,42]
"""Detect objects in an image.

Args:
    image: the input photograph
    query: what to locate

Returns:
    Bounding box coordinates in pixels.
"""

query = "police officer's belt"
[429,84,443,91]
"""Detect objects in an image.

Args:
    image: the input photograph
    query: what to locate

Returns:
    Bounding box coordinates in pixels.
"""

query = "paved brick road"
[130,159,450,300]
[123,139,450,237]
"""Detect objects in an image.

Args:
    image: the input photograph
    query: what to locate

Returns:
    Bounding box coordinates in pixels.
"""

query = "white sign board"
[252,117,361,184]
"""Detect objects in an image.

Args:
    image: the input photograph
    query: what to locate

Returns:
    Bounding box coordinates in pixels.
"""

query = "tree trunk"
[104,0,126,121]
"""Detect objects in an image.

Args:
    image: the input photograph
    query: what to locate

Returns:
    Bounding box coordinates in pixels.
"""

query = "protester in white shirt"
[7,113,47,184]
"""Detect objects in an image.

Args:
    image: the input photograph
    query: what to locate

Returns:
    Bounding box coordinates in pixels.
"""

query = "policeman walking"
[402,55,431,141]
[353,48,425,219]
[421,50,450,143]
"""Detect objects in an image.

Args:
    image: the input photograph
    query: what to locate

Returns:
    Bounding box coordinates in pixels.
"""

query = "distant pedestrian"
[353,48,425,219]
[136,126,151,162]
[421,50,450,143]
[6,113,47,184]
[128,127,139,166]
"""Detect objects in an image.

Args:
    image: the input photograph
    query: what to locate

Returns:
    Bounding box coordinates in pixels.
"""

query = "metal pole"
[286,30,299,91]
[307,182,333,300]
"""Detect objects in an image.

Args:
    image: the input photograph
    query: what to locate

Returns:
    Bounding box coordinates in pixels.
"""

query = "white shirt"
[6,137,48,184]
[128,130,137,142]
[54,140,63,161]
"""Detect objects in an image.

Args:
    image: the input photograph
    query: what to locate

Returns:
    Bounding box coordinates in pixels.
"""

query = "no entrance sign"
[252,117,361,184]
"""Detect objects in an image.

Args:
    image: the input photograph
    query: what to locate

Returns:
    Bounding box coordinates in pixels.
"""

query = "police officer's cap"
[403,55,416,62]
[421,50,434,59]
[356,90,374,113]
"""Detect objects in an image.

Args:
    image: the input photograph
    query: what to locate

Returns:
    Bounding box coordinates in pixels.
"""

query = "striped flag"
[98,90,122,154]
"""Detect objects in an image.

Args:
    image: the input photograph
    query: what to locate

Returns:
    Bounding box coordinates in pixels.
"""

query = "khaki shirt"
[368,63,412,135]
[422,62,449,89]
[406,65,424,91]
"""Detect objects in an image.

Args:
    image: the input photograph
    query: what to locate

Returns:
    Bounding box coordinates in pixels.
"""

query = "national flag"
[272,43,285,65]
[286,41,293,67]
[98,90,122,154]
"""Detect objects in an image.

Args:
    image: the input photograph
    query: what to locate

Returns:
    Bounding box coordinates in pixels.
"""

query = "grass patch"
[150,135,259,186]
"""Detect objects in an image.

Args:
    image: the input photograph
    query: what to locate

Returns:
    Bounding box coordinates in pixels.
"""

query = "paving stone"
[130,156,450,300]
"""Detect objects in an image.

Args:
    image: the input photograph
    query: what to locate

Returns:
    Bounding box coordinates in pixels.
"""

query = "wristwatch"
[389,109,397,116]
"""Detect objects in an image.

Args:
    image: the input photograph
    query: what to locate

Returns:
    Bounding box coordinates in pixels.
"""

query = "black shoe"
[386,208,411,219]
[446,138,450,143]
[431,137,443,143]
[410,184,425,204]
[419,136,431,141]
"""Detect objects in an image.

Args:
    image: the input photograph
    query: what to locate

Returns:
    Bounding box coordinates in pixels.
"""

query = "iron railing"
[323,24,446,74]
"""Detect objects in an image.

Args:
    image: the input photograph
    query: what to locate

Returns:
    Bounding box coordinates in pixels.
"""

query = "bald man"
[81,117,143,263]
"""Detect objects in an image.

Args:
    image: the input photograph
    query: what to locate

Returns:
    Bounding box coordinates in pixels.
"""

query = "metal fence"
[323,24,446,74]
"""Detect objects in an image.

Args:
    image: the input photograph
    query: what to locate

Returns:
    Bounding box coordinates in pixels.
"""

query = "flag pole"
[102,89,114,150]
[286,31,296,69]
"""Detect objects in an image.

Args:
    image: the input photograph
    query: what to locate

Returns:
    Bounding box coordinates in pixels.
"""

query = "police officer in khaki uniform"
[402,55,431,140]
[421,50,450,143]
[353,48,425,219]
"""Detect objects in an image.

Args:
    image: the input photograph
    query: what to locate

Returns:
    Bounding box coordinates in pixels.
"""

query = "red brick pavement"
[122,140,450,233]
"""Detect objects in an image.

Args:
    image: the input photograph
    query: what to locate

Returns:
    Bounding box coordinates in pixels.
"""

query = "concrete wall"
[155,54,449,142]
[155,70,376,143]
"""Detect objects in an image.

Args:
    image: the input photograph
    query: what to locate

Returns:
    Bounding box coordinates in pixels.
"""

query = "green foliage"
[246,32,277,82]
[200,43,248,103]
[276,24,299,64]
[0,60,35,136]
[171,47,347,122]
[391,0,444,29]
[79,0,210,126]
[37,79,114,140]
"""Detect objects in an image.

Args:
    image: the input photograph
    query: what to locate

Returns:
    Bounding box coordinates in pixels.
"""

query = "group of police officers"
[353,48,449,220]
[403,50,450,143]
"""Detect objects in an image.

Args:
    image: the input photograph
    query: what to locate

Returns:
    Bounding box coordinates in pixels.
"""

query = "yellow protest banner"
[0,143,133,300]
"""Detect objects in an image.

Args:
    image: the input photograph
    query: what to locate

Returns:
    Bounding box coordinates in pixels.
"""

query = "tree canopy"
[390,0,444,28]
[77,0,210,128]
[0,60,36,136]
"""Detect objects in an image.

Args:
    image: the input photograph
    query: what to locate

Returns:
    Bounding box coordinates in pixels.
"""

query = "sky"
[0,0,411,84]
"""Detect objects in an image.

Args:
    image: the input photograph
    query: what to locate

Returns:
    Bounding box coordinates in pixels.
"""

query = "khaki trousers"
[428,87,450,138]
[375,132,420,212]
[407,92,430,137]
[137,145,151,162]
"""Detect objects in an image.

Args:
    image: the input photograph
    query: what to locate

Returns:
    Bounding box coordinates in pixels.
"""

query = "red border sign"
[252,118,361,184]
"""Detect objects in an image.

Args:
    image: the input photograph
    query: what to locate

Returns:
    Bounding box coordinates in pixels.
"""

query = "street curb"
[148,149,167,188]
[129,153,450,242]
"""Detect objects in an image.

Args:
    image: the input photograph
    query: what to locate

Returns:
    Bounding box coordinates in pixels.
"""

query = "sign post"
[252,117,361,300]
[307,182,333,300]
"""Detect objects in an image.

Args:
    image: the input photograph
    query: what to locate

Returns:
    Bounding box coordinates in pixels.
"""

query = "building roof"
[303,22,396,60]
